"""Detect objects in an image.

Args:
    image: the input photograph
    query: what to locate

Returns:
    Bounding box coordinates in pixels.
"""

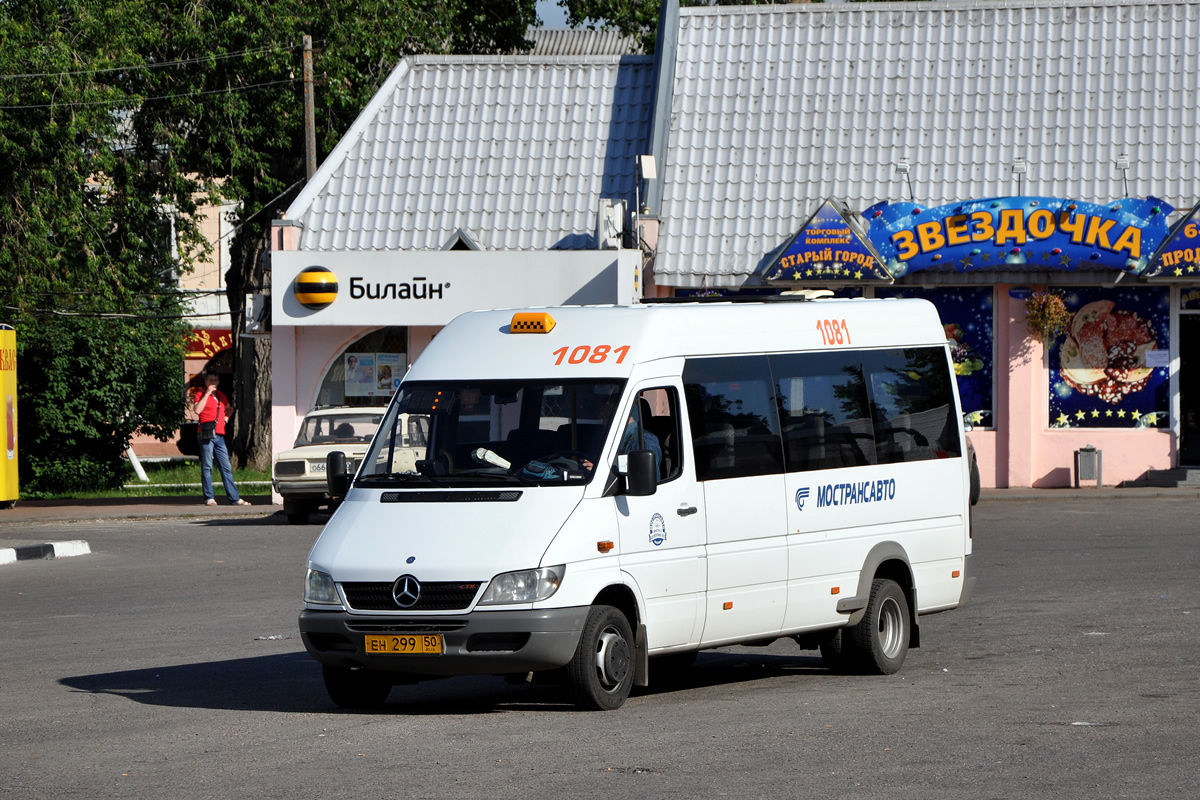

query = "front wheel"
[322,666,391,709]
[566,605,635,710]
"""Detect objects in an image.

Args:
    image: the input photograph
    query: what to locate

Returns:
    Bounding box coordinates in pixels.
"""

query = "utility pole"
[303,35,316,180]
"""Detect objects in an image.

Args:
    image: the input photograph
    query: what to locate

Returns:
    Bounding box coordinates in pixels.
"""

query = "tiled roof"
[286,55,654,251]
[524,27,641,56]
[656,0,1200,287]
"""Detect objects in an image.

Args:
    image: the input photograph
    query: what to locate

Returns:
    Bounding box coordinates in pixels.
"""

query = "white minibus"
[299,298,975,710]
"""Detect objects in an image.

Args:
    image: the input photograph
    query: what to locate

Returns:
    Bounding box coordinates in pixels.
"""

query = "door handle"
[677,505,698,517]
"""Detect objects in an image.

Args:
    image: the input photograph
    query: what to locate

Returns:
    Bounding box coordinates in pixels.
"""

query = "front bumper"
[273,479,330,500]
[298,606,590,676]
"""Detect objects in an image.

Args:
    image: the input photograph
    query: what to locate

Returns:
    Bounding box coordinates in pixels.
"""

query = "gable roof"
[655,0,1200,287]
[286,54,654,252]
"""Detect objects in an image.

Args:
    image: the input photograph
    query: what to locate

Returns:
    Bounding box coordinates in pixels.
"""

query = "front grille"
[342,581,482,611]
[274,460,304,477]
[346,620,469,634]
[380,490,522,503]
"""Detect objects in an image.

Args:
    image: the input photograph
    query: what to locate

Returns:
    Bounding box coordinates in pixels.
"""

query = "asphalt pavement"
[1,485,1195,564]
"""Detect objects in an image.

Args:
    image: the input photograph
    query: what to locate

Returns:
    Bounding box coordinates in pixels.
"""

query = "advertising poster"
[344,353,376,397]
[375,353,404,395]
[876,286,995,428]
[1048,287,1170,428]
[1,326,17,502]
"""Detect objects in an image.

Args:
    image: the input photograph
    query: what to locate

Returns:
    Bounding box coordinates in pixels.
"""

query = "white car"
[273,407,386,524]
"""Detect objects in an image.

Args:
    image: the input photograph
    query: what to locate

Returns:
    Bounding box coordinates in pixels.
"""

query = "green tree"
[0,0,194,492]
[1,0,537,487]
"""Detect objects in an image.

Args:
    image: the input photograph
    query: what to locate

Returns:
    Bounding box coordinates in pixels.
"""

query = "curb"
[0,540,91,566]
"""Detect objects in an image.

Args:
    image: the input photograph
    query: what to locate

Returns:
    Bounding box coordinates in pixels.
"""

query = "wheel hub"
[595,629,630,688]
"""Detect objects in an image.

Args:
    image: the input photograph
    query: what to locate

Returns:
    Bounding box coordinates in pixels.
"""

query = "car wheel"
[843,578,911,675]
[283,498,310,525]
[566,605,635,710]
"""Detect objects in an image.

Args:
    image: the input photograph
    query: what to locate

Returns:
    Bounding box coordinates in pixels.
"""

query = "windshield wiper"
[359,471,448,488]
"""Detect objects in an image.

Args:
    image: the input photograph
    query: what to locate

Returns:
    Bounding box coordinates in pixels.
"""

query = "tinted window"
[771,351,876,471]
[862,347,962,464]
[683,356,784,481]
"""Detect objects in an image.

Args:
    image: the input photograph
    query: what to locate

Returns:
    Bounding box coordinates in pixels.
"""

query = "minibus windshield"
[357,379,626,487]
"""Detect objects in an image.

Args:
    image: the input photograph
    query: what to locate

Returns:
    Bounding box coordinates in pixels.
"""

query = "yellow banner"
[0,328,17,502]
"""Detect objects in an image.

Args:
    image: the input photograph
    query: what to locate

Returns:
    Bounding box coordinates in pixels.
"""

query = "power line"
[0,43,308,81]
[0,79,295,111]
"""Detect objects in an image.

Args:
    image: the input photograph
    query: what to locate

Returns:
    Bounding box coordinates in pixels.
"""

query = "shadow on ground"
[60,650,832,715]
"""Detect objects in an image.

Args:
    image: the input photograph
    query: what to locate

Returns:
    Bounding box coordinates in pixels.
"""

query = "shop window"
[315,327,408,409]
[1048,287,1169,429]
[683,356,784,481]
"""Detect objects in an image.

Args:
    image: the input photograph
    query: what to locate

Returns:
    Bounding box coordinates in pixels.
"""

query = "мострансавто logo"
[795,479,898,510]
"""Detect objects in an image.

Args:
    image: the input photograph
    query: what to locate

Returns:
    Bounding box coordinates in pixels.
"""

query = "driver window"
[628,387,682,483]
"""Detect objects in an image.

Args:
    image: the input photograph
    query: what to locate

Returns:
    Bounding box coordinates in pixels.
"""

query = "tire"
[566,605,635,711]
[969,452,981,506]
[818,629,855,674]
[284,498,310,525]
[842,578,911,675]
[322,666,392,709]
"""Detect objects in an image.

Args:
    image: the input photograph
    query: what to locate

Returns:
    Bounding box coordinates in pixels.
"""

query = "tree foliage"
[0,0,537,490]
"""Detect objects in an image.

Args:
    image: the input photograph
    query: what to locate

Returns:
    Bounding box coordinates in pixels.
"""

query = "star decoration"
[960,255,974,269]
[793,270,802,280]
[981,253,991,262]
[1075,410,1085,420]
[805,269,814,277]
[1117,409,1126,418]
[1042,251,1053,261]
[854,271,863,279]
[1091,410,1100,418]
[1056,413,1069,426]
[1132,410,1141,420]
[1175,268,1183,277]
[1105,410,1113,417]
[1059,254,1073,267]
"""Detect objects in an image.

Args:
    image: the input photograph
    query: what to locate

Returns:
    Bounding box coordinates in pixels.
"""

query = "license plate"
[364,634,444,655]
[309,462,326,473]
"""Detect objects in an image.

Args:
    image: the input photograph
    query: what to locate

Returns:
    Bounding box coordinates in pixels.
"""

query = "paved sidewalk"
[0,495,280,528]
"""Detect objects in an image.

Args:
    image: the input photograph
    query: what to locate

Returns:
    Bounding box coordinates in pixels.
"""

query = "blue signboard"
[764,199,891,283]
[1048,287,1170,429]
[1147,200,1200,278]
[864,196,1175,278]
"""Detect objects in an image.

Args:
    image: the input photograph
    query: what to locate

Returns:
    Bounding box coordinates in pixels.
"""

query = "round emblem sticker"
[649,513,667,547]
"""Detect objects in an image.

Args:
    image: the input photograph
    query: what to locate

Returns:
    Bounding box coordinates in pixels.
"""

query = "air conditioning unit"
[596,199,626,250]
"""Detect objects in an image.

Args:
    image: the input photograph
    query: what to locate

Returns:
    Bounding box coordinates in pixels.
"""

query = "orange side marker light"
[723,601,733,610]
[597,541,614,553]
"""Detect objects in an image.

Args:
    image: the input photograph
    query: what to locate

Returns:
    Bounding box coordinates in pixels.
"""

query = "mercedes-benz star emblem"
[392,575,421,608]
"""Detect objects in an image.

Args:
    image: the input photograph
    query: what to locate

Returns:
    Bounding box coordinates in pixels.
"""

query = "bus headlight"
[478,566,565,605]
[305,569,343,606]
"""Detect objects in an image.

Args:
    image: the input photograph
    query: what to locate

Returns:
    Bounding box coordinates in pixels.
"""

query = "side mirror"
[327,451,351,498]
[623,449,657,497]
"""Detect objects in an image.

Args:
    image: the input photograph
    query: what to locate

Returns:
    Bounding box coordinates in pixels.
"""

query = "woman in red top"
[192,371,250,506]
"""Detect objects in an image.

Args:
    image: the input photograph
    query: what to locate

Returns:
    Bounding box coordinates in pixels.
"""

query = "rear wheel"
[284,498,311,525]
[567,605,635,710]
[322,666,391,709]
[844,579,911,674]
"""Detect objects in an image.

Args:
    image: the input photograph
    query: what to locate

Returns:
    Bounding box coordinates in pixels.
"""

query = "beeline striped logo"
[294,266,338,309]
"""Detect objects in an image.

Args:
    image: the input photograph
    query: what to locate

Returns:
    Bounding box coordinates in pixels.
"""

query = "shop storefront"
[753,196,1200,486]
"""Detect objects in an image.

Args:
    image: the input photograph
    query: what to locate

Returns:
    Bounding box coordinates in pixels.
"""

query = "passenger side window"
[861,347,962,464]
[771,351,876,471]
[624,387,682,483]
[683,356,784,481]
